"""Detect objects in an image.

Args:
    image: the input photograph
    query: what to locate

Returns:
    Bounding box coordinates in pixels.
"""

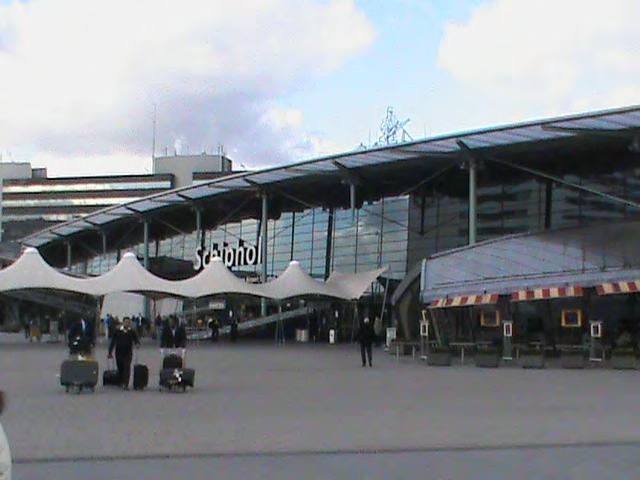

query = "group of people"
[160,316,187,362]
[22,310,70,343]
[104,313,149,340]
[63,305,382,390]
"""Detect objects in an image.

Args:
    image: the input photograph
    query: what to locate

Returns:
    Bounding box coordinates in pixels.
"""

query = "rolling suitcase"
[61,357,99,393]
[159,367,195,391]
[103,358,120,387]
[181,368,195,388]
[133,364,149,390]
[162,353,183,369]
[159,368,180,391]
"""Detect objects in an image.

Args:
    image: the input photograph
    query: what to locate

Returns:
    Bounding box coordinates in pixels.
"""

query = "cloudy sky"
[0,0,639,176]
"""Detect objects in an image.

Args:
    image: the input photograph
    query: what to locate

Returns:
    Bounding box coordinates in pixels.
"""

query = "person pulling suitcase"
[108,317,140,390]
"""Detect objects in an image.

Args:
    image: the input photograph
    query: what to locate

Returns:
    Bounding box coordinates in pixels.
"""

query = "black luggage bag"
[103,358,120,386]
[133,364,149,390]
[159,368,195,392]
[162,353,183,369]
[61,357,99,393]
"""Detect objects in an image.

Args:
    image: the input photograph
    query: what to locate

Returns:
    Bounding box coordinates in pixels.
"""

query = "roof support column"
[195,207,202,250]
[143,219,150,270]
[101,231,107,255]
[143,219,150,321]
[260,191,268,317]
[350,182,356,223]
[66,242,72,271]
[468,158,477,245]
[324,207,334,280]
[544,179,553,230]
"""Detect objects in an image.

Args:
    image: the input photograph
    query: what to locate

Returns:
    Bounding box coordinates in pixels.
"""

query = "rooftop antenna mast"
[152,103,157,160]
[376,106,413,146]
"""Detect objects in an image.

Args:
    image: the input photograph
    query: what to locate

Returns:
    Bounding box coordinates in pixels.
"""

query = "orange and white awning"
[511,286,583,302]
[596,280,640,296]
[430,293,499,308]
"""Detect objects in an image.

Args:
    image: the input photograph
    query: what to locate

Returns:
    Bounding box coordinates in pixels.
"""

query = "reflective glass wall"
[82,196,410,280]
[78,162,640,279]
[406,164,640,269]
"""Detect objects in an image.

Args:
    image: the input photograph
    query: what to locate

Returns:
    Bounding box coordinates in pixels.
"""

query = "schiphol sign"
[193,239,262,270]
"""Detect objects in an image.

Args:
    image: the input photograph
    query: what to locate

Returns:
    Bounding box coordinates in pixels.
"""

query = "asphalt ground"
[2,333,640,478]
[13,444,640,480]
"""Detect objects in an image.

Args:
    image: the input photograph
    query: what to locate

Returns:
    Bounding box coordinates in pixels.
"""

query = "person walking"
[153,314,161,340]
[374,315,383,347]
[29,315,42,343]
[160,318,174,358]
[68,317,94,355]
[230,318,238,343]
[358,313,375,367]
[174,318,187,365]
[22,317,29,341]
[108,317,140,390]
[208,317,220,342]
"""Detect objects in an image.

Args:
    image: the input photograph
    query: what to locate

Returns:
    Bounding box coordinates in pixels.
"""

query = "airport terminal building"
[11,105,640,351]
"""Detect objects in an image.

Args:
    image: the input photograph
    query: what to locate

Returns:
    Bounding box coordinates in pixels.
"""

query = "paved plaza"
[2,333,640,478]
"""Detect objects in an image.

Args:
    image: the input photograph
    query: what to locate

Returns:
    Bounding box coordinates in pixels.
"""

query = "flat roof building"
[0,154,233,242]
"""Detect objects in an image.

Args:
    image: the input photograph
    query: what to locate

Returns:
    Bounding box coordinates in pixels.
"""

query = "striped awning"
[511,286,583,302]
[596,280,640,296]
[430,293,499,308]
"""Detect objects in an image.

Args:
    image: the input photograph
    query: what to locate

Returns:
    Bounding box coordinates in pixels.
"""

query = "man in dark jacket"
[160,318,174,357]
[108,317,140,390]
[174,319,187,364]
[358,314,375,367]
[68,318,94,355]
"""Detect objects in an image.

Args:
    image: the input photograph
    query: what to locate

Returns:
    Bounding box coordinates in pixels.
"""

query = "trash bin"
[329,329,336,344]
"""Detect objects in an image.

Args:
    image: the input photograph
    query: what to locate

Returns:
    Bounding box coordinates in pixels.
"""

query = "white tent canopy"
[261,261,348,300]
[0,247,91,294]
[84,252,180,297]
[0,249,388,301]
[326,267,389,300]
[175,257,264,298]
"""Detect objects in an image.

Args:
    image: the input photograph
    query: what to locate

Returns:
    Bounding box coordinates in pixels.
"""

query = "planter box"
[611,349,636,370]
[561,350,586,369]
[428,349,452,366]
[475,349,500,368]
[520,350,545,369]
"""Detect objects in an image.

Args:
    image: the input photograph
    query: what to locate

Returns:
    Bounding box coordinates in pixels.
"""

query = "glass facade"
[82,196,410,280]
[78,162,640,282]
[407,164,640,269]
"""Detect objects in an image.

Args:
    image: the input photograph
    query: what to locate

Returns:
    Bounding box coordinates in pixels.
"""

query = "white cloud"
[437,0,640,119]
[0,0,374,175]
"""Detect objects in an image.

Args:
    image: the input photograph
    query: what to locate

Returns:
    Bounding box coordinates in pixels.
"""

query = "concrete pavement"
[13,444,640,480]
[2,333,640,476]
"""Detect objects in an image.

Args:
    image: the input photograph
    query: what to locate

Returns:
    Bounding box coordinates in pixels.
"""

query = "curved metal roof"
[22,104,640,257]
[420,219,640,301]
